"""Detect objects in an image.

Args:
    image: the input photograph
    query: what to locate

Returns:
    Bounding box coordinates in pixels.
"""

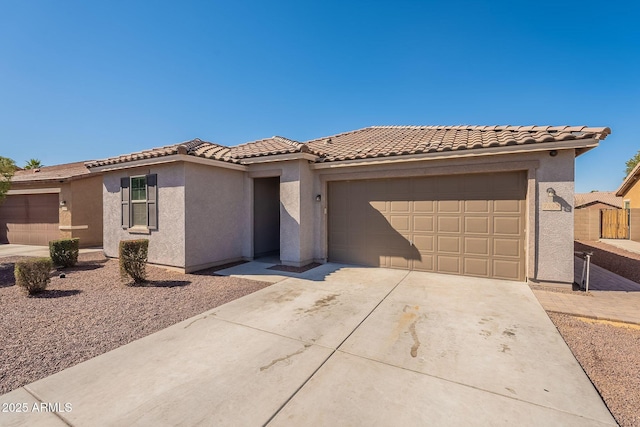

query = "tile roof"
[227,136,311,159]
[11,162,92,183]
[84,139,231,168]
[85,125,611,169]
[305,125,611,162]
[574,192,623,209]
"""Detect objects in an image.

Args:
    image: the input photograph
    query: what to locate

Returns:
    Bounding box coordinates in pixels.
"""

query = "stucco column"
[279,160,315,266]
[535,150,575,283]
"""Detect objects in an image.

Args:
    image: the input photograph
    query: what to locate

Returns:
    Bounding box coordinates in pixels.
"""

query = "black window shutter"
[146,173,157,229]
[120,177,130,229]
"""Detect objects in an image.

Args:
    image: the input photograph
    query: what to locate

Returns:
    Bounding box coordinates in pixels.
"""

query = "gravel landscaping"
[0,253,271,395]
[549,312,640,427]
[575,240,640,284]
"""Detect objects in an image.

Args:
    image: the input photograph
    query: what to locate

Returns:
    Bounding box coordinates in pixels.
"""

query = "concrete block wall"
[574,208,600,241]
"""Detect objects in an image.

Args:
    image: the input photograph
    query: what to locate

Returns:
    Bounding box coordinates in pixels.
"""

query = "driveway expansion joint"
[23,386,74,427]
[263,270,412,426]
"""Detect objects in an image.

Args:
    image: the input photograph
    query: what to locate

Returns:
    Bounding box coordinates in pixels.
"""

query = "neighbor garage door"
[328,171,526,281]
[0,194,60,245]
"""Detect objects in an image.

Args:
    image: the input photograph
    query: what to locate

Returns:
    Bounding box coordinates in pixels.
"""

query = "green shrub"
[15,258,53,295]
[49,238,80,268]
[119,239,149,284]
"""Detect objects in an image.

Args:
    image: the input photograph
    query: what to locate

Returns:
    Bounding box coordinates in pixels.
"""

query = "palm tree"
[24,159,43,170]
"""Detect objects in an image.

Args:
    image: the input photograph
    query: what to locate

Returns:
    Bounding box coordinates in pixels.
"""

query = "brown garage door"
[0,194,60,245]
[328,172,526,281]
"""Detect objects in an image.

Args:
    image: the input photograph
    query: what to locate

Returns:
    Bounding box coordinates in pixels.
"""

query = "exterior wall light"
[546,188,556,201]
[549,150,558,157]
[316,194,321,202]
[60,200,67,207]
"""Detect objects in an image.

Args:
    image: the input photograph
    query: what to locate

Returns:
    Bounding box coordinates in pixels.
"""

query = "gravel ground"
[575,240,640,284]
[0,253,271,395]
[549,312,640,427]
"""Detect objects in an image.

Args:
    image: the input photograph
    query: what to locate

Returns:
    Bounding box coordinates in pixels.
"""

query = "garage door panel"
[438,200,461,213]
[390,215,410,232]
[493,217,521,235]
[437,236,461,254]
[494,199,522,213]
[438,256,461,274]
[465,217,489,234]
[389,256,410,269]
[412,255,434,272]
[414,235,434,252]
[413,216,434,232]
[464,258,489,277]
[493,239,521,258]
[465,200,490,213]
[369,200,386,211]
[465,237,489,255]
[390,201,410,213]
[413,200,435,213]
[438,217,460,233]
[493,259,521,280]
[328,173,525,281]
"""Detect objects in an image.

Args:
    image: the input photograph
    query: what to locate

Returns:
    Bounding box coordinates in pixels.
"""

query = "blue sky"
[1,1,638,193]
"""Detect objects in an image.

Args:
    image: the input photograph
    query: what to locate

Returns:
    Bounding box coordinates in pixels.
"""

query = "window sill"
[128,226,151,235]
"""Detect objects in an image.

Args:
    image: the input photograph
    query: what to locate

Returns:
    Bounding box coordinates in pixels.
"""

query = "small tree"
[624,150,640,178]
[0,156,16,203]
[24,159,43,170]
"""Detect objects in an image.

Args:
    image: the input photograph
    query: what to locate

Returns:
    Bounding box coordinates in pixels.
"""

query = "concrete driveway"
[1,264,616,426]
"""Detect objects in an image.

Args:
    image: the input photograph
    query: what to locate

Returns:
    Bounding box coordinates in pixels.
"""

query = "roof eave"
[87,154,247,173]
[616,160,640,196]
[238,152,318,165]
[312,138,600,169]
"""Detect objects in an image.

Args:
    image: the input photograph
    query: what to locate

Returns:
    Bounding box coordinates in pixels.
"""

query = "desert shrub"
[15,258,53,295]
[49,238,80,268]
[119,239,149,284]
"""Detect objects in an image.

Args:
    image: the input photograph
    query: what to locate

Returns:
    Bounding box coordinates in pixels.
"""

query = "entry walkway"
[1,265,615,426]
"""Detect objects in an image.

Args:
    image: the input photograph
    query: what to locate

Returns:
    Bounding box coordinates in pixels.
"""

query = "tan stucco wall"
[622,179,640,208]
[99,148,580,283]
[67,175,103,247]
[102,163,186,268]
[183,162,245,271]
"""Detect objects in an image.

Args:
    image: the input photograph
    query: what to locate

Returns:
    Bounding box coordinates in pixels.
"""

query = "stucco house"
[616,162,640,209]
[86,125,610,284]
[574,192,623,210]
[0,162,103,247]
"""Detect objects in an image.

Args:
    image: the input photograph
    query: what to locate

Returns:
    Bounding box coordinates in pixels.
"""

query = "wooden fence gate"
[601,209,630,239]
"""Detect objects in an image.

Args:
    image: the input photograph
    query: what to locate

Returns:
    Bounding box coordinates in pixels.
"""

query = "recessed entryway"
[253,177,280,258]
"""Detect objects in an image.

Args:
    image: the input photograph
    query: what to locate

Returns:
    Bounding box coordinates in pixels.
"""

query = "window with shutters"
[121,174,157,231]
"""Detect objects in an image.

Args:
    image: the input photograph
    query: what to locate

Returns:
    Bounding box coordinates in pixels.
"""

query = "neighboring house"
[574,192,623,210]
[616,162,640,209]
[573,191,623,241]
[0,162,103,247]
[86,125,611,284]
